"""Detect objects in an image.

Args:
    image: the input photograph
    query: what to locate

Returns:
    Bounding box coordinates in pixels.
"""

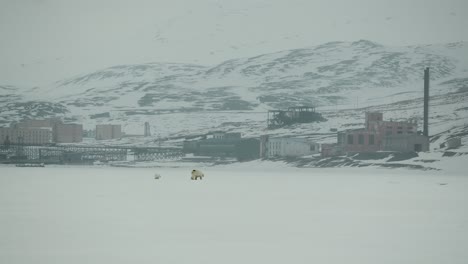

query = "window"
[397,131,403,134]
[358,134,364,144]
[347,134,354,144]
[310,145,315,151]
[369,135,375,145]
[397,126,403,129]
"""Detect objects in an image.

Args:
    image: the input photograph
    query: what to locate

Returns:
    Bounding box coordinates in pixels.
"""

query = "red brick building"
[335,112,428,154]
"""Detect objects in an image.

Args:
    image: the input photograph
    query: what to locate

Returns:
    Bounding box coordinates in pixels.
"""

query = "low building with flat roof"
[266,137,320,158]
[383,134,429,152]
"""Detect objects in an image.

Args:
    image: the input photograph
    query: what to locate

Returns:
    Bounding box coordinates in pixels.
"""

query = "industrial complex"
[0,68,446,165]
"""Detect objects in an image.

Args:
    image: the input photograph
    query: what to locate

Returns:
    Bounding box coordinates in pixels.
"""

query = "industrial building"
[0,127,52,145]
[1,118,83,144]
[13,119,59,129]
[183,131,260,161]
[267,106,326,128]
[320,143,342,157]
[383,134,429,152]
[96,124,122,140]
[331,68,432,155]
[196,138,239,157]
[55,123,83,143]
[337,128,381,153]
[262,136,320,158]
[336,112,428,154]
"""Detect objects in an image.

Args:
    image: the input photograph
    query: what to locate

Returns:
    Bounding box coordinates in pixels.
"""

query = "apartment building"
[8,119,83,144]
[96,124,122,140]
[55,123,83,143]
[0,127,53,145]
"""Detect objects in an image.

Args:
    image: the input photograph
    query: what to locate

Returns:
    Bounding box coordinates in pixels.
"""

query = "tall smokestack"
[144,122,151,137]
[423,67,429,137]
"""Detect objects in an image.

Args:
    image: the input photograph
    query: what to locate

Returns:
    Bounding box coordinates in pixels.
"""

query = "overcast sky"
[1,0,467,86]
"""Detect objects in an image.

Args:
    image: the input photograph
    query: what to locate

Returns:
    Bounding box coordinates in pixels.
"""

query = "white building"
[266,137,320,158]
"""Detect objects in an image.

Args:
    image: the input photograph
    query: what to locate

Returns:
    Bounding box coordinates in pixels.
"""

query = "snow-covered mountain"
[1,40,467,150]
[30,40,468,109]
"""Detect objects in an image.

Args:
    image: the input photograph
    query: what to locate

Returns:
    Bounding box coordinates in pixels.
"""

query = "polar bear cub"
[191,169,204,180]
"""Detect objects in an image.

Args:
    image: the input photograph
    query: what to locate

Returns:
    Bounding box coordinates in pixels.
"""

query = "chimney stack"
[144,122,151,137]
[423,67,429,137]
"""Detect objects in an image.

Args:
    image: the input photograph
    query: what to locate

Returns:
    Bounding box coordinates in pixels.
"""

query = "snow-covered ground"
[1,165,467,264]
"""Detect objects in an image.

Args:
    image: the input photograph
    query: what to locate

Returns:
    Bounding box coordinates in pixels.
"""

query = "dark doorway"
[414,144,422,152]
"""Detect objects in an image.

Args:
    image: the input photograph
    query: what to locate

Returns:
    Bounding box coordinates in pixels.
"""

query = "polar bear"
[191,169,204,180]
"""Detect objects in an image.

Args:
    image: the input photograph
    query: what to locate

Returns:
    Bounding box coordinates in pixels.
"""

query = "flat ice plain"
[1,165,467,264]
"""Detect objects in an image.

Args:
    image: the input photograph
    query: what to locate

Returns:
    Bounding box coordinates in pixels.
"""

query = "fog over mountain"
[1,0,467,86]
